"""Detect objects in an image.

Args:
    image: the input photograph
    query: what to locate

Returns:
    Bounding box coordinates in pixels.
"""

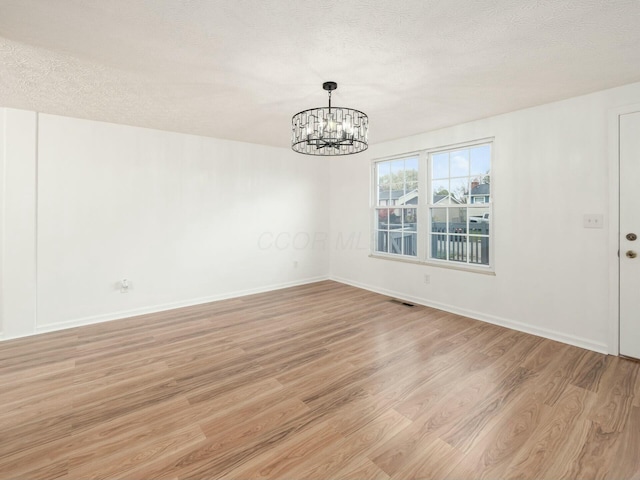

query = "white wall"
[3,81,639,351]
[0,109,38,338]
[329,81,640,354]
[0,110,329,338]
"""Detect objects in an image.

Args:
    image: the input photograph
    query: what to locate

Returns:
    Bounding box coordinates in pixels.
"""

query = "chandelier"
[291,81,368,156]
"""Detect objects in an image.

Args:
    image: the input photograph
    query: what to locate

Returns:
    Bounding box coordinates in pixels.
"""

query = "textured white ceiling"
[1,0,640,148]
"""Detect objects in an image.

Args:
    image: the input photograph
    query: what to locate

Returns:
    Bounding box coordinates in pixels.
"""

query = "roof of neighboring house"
[471,183,490,195]
[381,189,465,204]
[377,189,404,200]
[433,195,461,204]
[380,189,418,205]
[398,190,418,205]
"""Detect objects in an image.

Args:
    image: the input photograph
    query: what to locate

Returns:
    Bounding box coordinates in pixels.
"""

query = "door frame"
[608,103,640,356]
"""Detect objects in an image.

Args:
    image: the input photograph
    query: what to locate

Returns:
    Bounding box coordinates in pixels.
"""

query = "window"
[430,143,491,266]
[374,156,419,257]
[372,140,492,271]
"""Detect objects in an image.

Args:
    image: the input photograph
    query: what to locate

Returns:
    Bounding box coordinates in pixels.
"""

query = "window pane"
[377,162,390,184]
[389,230,403,254]
[405,181,418,200]
[377,159,392,206]
[470,145,491,176]
[403,185,418,205]
[430,233,447,260]
[469,207,490,235]
[431,208,446,233]
[432,180,449,203]
[403,233,417,256]
[376,209,390,230]
[469,236,489,265]
[448,235,467,262]
[389,209,402,227]
[469,177,489,204]
[378,184,390,206]
[450,177,469,204]
[376,231,389,253]
[405,157,419,186]
[404,208,417,231]
[391,160,404,185]
[448,207,467,233]
[450,150,469,177]
[432,153,449,179]
[390,183,403,205]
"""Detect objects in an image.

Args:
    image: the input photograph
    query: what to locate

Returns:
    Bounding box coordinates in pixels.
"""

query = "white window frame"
[370,138,494,274]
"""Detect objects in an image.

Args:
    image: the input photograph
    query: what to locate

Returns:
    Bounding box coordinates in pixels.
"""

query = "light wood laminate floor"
[1,280,639,479]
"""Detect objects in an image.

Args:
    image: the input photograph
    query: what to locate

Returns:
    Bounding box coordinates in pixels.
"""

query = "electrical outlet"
[424,274,430,284]
[583,214,604,229]
[120,278,130,293]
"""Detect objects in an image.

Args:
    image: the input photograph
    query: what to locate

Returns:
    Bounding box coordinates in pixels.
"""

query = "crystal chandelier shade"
[291,82,368,156]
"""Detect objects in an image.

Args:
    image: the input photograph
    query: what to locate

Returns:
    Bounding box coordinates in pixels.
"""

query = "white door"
[620,111,640,360]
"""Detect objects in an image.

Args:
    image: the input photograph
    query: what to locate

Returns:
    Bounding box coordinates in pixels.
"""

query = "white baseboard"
[0,275,330,342]
[1,274,610,355]
[330,275,609,354]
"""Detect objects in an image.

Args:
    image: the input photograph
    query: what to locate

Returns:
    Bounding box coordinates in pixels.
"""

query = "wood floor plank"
[198,390,306,439]
[12,458,68,480]
[335,457,391,480]
[219,421,343,480]
[123,398,312,479]
[571,350,610,392]
[0,280,638,479]
[50,396,193,466]
[388,437,462,480]
[0,367,74,406]
[502,384,597,480]
[384,328,522,416]
[369,370,503,476]
[532,344,591,406]
[440,367,539,453]
[443,390,547,479]
[607,406,640,479]
[293,409,410,479]
[554,419,621,479]
[69,425,206,479]
[324,392,398,437]
[0,412,72,459]
[69,378,182,434]
[588,355,639,433]
[0,359,75,388]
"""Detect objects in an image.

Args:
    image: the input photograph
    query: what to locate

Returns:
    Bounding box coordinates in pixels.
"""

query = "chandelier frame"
[291,82,369,156]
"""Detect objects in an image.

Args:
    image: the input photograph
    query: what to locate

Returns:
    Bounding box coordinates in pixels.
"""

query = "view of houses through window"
[375,156,419,257]
[373,141,492,269]
[430,143,491,266]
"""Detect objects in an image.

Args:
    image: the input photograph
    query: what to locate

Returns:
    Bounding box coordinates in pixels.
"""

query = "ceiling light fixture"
[291,81,368,156]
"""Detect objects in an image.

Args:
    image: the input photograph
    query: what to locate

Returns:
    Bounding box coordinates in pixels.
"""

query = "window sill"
[369,253,496,276]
